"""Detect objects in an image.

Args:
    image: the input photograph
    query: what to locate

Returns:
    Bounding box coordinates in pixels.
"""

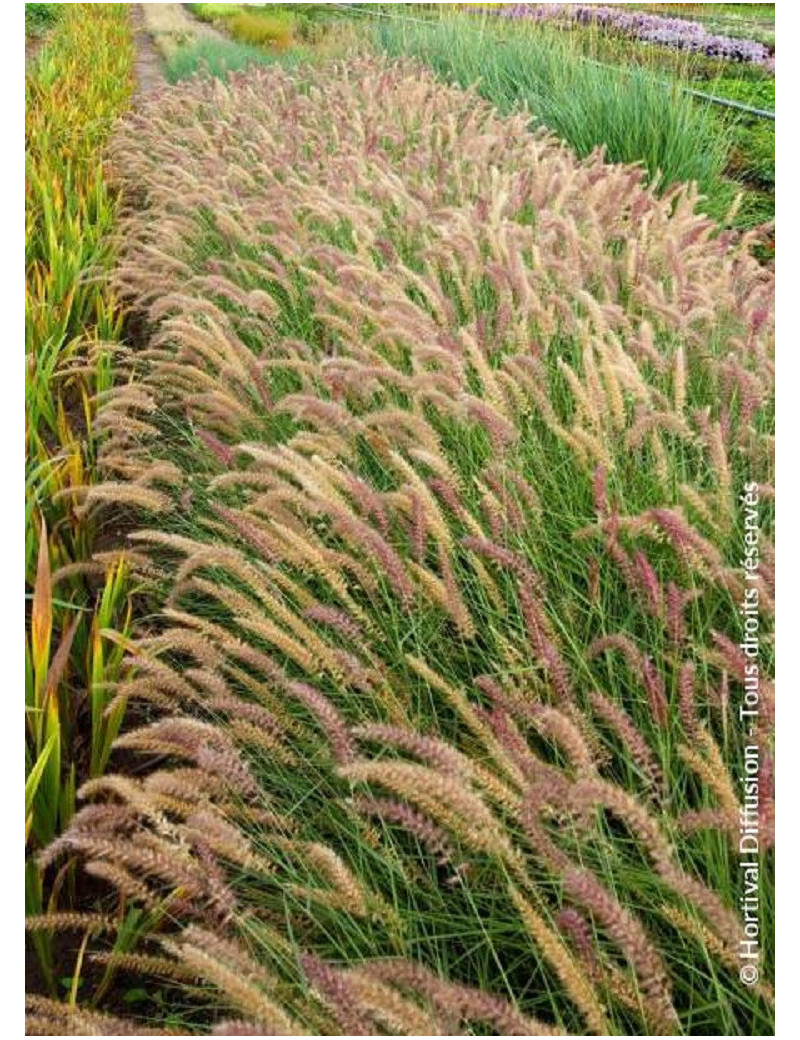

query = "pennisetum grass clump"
[31,54,774,1035]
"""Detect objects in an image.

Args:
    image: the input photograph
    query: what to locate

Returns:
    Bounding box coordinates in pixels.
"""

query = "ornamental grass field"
[25,49,775,1036]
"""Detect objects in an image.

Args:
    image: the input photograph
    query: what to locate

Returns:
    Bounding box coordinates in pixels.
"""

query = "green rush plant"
[164,37,292,83]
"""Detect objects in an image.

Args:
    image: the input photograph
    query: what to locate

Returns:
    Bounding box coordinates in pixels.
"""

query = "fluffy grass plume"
[44,56,774,1035]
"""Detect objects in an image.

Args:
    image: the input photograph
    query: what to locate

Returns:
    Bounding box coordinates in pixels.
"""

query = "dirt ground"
[131,5,165,98]
[25,36,42,69]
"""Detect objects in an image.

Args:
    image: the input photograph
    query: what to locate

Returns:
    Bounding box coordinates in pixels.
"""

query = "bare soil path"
[131,5,165,98]
[25,36,43,70]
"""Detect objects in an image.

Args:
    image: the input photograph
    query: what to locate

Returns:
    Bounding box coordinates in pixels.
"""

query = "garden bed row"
[29,51,774,1037]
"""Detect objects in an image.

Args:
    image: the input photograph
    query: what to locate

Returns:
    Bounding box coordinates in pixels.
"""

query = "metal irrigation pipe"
[681,86,774,120]
[337,3,776,121]
[580,55,776,119]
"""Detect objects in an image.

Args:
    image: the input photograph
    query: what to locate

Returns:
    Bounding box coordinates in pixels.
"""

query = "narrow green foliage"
[25,3,135,987]
[164,37,293,82]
